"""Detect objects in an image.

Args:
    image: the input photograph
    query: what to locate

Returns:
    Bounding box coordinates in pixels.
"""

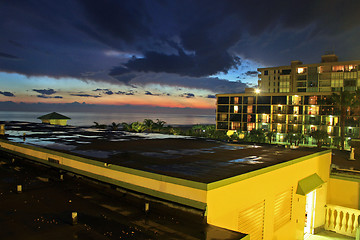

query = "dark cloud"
[37,95,63,99]
[0,91,15,97]
[121,49,241,78]
[245,71,259,77]
[180,93,195,98]
[33,89,56,95]
[144,91,161,96]
[116,91,135,95]
[1,0,360,89]
[93,88,114,95]
[70,93,101,98]
[77,0,150,44]
[0,52,20,60]
[207,95,216,99]
[125,72,247,94]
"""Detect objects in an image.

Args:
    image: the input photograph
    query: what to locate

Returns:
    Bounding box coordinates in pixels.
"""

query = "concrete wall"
[327,177,359,209]
[206,151,331,240]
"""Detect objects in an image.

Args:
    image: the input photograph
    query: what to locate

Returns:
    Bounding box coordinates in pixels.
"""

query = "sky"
[1,0,360,113]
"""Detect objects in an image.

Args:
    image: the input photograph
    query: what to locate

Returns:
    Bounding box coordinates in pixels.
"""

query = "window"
[234,105,239,113]
[281,69,291,75]
[304,96,318,105]
[217,122,228,130]
[257,96,271,104]
[272,96,287,105]
[217,97,229,104]
[231,122,241,130]
[217,105,229,113]
[257,106,271,114]
[291,95,302,105]
[264,70,268,75]
[217,113,228,121]
[332,65,344,72]
[297,67,307,74]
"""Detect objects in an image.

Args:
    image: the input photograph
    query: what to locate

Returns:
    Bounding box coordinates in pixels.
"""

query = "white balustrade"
[325,204,360,237]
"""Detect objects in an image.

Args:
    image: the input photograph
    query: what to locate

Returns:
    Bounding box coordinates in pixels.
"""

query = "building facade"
[216,55,360,147]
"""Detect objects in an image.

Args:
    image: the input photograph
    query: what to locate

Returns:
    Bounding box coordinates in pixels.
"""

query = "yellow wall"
[327,177,359,209]
[41,119,68,126]
[206,152,331,240]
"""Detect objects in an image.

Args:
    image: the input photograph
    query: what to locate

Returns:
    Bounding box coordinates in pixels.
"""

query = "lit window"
[234,106,239,113]
[297,68,305,74]
[234,97,239,104]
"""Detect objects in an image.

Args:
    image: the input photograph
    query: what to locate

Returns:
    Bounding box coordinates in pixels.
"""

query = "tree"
[143,119,154,131]
[265,131,276,144]
[294,133,305,146]
[310,130,328,148]
[93,122,107,129]
[110,122,120,131]
[247,129,265,143]
[319,90,360,150]
[131,122,147,133]
[122,122,132,132]
[285,132,296,146]
[153,119,166,131]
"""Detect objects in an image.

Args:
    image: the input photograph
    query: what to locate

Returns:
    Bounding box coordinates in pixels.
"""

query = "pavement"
[0,151,243,240]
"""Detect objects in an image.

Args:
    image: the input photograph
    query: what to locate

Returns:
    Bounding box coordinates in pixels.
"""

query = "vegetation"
[91,118,343,149]
[318,90,360,150]
[310,129,328,148]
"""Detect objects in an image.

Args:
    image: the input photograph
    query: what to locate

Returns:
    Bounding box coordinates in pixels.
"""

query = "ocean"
[0,111,215,126]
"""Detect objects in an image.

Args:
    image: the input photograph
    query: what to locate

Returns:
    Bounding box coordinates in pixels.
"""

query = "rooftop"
[1,121,325,183]
[38,112,71,120]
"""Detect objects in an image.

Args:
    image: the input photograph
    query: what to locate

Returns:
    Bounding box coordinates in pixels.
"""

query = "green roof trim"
[296,173,324,195]
[330,172,360,182]
[38,112,70,120]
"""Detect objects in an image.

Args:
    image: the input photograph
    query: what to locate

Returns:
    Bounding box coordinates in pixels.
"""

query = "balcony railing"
[325,204,360,237]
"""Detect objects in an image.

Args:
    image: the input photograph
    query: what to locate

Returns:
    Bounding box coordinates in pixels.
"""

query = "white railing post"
[325,204,360,237]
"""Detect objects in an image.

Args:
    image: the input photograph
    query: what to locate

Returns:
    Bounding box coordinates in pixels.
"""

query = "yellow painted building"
[37,112,70,126]
[207,152,331,240]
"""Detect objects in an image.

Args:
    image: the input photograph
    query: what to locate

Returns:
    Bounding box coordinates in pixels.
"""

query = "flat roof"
[1,121,325,183]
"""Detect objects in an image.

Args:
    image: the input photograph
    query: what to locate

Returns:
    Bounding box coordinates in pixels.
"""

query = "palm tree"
[310,129,328,148]
[122,122,132,132]
[153,119,166,131]
[247,129,265,143]
[110,122,120,131]
[294,133,305,146]
[285,132,296,146]
[143,119,154,131]
[266,131,276,144]
[131,122,146,133]
[319,90,360,150]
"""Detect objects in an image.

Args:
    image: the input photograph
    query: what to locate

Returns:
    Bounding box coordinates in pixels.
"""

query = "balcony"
[324,204,360,238]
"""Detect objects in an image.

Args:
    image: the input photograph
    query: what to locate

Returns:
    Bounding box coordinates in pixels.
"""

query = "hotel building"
[216,54,360,147]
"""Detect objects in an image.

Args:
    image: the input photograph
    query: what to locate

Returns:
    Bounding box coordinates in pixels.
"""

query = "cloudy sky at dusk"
[1,0,360,113]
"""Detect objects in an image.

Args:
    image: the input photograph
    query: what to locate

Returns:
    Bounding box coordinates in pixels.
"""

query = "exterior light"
[255,89,261,94]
